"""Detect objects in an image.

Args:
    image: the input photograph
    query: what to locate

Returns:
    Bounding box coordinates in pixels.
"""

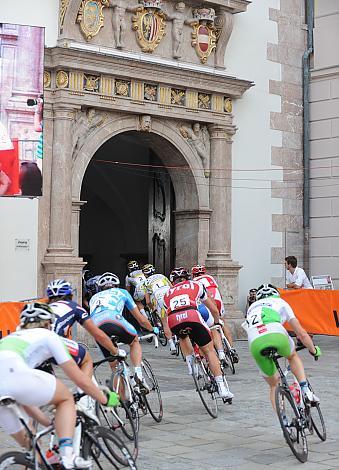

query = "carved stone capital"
[207,123,235,140]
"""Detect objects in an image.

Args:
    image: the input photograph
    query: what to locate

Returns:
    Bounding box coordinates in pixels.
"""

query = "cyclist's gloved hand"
[104,390,120,407]
[153,326,160,335]
[117,348,127,358]
[310,345,321,360]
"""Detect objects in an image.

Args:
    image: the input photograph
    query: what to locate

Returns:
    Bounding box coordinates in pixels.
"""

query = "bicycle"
[96,333,163,434]
[145,308,167,347]
[261,345,326,463]
[0,394,137,469]
[93,356,138,461]
[188,337,233,419]
[210,324,237,375]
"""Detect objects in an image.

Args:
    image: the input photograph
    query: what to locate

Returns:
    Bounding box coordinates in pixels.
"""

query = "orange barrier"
[0,298,48,339]
[280,289,339,336]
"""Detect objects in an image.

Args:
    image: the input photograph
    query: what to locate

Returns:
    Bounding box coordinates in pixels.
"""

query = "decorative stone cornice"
[188,0,250,14]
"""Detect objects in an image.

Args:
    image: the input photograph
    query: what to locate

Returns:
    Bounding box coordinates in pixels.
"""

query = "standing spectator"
[285,256,313,289]
[245,288,258,313]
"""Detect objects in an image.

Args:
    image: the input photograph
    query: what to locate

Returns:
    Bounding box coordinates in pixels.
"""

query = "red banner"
[280,289,339,336]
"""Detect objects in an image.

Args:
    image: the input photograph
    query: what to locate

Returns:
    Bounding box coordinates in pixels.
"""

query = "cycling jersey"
[0,328,71,368]
[164,280,207,313]
[125,269,146,301]
[89,288,138,351]
[90,288,136,323]
[50,300,90,338]
[145,274,171,317]
[0,329,70,434]
[244,297,296,376]
[193,274,224,315]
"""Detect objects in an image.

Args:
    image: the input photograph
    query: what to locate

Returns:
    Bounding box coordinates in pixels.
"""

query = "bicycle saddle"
[261,347,278,357]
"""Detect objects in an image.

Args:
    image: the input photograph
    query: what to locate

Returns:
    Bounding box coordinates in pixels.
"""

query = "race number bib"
[170,294,190,311]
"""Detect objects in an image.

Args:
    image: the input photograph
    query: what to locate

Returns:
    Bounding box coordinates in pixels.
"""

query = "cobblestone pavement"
[0,336,337,469]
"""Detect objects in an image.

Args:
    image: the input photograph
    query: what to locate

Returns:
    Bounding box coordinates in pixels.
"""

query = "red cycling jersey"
[164,280,207,313]
[193,274,224,316]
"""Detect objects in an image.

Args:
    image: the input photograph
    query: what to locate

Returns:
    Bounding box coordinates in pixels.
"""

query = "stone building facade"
[38,0,253,330]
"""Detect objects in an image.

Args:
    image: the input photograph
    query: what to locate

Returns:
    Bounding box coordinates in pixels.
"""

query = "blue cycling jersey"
[49,300,90,338]
[89,288,136,325]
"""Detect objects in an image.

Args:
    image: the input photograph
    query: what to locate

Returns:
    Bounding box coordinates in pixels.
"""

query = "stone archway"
[72,113,211,273]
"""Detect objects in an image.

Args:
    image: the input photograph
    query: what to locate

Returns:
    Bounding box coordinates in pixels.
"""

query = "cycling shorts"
[249,322,295,377]
[0,354,56,434]
[96,318,138,357]
[153,290,168,319]
[168,308,211,347]
[197,304,214,327]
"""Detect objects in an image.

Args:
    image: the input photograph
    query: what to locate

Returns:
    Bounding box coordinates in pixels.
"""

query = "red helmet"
[170,267,190,283]
[191,265,206,277]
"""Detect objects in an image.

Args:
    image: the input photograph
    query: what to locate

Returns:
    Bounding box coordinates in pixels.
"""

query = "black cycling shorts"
[171,321,211,348]
[97,321,137,357]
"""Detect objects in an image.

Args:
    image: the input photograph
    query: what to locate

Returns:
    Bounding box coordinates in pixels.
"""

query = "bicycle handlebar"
[138,332,159,348]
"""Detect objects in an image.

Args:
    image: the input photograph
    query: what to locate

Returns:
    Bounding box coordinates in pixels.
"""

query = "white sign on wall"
[311,275,333,290]
[15,239,30,251]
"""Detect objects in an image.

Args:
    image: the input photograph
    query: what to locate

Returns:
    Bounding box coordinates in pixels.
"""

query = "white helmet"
[256,284,280,301]
[96,272,120,290]
[20,302,54,327]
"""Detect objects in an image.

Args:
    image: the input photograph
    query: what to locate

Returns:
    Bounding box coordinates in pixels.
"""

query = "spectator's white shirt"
[286,266,313,289]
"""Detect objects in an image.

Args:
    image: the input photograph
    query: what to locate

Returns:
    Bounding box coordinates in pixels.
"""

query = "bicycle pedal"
[223,398,232,404]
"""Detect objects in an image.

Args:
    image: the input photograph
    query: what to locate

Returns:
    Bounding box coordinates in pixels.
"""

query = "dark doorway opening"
[79,132,175,282]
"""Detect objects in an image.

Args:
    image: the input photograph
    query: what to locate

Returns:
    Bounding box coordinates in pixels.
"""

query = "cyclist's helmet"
[20,302,54,327]
[46,279,73,298]
[142,264,155,276]
[170,267,190,283]
[191,265,206,277]
[97,272,120,290]
[127,260,139,271]
[256,283,280,300]
[86,275,100,296]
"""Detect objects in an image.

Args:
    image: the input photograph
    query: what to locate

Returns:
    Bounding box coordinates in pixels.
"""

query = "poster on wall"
[0,23,44,197]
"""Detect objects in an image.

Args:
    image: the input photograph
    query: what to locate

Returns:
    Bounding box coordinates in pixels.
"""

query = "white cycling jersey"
[0,328,71,435]
[246,296,296,329]
[144,274,171,316]
[125,270,146,289]
[0,328,71,368]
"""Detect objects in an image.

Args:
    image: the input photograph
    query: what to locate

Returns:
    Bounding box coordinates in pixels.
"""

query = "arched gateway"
[38,0,252,331]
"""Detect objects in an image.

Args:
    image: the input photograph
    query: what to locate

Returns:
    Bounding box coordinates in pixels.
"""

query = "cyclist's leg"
[250,329,291,410]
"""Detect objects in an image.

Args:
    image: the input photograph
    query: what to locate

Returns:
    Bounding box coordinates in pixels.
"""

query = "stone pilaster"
[206,124,243,335]
[42,106,85,302]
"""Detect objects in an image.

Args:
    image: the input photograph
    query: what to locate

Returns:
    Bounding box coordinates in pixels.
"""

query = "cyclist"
[125,260,148,318]
[163,267,234,400]
[47,279,123,377]
[0,302,119,470]
[90,272,158,392]
[244,283,321,409]
[142,263,176,355]
[83,274,100,312]
[191,265,239,363]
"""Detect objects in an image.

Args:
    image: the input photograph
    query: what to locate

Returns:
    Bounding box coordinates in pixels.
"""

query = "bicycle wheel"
[222,337,235,375]
[82,425,137,469]
[141,358,163,422]
[109,371,140,434]
[0,451,34,468]
[275,385,308,463]
[95,399,138,460]
[307,381,326,441]
[192,357,218,419]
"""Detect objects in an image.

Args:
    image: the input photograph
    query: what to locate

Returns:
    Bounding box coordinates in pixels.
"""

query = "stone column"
[206,124,243,335]
[174,209,212,267]
[42,106,85,302]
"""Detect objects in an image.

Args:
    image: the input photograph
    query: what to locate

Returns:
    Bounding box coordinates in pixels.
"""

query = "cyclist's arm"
[129,306,153,332]
[60,359,107,405]
[289,318,316,354]
[203,296,220,323]
[83,318,118,355]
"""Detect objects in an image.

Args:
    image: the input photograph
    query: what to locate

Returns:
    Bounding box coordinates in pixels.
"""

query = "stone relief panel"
[179,122,210,177]
[59,0,249,68]
[72,108,108,154]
